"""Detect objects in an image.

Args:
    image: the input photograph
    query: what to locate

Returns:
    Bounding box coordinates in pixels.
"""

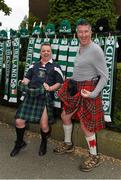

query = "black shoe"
[38,139,47,156]
[10,141,27,157]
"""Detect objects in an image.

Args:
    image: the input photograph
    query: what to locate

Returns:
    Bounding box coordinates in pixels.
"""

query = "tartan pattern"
[15,91,55,124]
[18,83,45,97]
[57,79,105,132]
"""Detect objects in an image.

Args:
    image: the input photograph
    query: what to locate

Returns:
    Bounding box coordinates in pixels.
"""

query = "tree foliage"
[47,0,117,32]
[19,13,39,32]
[19,15,28,29]
[0,0,12,15]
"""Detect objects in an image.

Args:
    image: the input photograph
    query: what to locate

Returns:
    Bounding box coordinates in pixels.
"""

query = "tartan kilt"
[57,79,105,132]
[15,93,55,124]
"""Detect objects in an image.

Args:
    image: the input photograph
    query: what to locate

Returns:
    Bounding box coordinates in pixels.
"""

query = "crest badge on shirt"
[38,69,46,78]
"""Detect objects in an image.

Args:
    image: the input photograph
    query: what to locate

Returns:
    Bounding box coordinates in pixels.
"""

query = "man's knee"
[16,119,25,128]
[61,111,67,121]
[61,111,72,124]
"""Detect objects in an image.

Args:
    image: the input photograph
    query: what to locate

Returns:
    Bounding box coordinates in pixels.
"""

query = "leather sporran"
[67,79,78,96]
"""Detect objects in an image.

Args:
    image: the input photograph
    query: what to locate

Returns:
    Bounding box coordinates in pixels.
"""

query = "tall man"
[53,19,108,172]
[10,42,63,157]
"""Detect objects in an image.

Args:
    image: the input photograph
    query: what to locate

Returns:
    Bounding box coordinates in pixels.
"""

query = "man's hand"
[21,78,30,85]
[43,83,50,91]
[81,89,91,98]
[43,82,61,92]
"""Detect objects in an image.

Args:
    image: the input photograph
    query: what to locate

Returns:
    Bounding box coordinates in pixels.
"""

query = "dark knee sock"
[41,127,51,138]
[16,127,25,145]
[39,127,51,155]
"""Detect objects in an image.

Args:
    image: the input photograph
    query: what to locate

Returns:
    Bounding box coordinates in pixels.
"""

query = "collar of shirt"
[48,58,53,63]
[41,58,53,67]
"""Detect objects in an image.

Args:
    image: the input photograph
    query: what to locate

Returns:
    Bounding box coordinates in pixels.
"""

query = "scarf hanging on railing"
[0,41,4,96]
[24,37,35,76]
[9,38,20,103]
[51,38,60,61]
[53,38,68,108]
[43,37,50,43]
[93,36,105,50]
[20,37,35,101]
[57,38,68,79]
[100,37,105,50]
[93,36,100,45]
[102,36,117,122]
[3,40,11,100]
[66,38,79,78]
[32,38,42,63]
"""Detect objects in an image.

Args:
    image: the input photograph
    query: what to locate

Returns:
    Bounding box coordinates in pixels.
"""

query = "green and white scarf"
[58,38,68,79]
[0,41,4,95]
[93,36,100,45]
[43,37,50,43]
[51,38,60,61]
[9,38,20,103]
[20,37,35,101]
[53,38,68,108]
[66,38,79,78]
[24,37,35,76]
[93,36,105,50]
[103,36,117,122]
[32,38,42,63]
[3,40,11,100]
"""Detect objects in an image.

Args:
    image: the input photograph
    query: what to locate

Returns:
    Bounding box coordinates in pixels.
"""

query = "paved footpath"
[0,121,121,179]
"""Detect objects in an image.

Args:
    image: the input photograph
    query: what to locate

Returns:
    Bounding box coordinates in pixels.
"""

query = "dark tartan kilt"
[57,79,105,132]
[15,94,55,124]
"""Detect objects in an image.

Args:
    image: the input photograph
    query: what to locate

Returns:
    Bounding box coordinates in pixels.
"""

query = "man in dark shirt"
[10,42,63,157]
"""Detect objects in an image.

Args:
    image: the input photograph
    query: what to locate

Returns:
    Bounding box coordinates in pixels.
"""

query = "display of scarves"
[3,40,11,100]
[9,38,20,103]
[0,33,117,120]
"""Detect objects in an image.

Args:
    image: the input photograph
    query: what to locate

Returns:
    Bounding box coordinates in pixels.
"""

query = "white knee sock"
[63,124,73,145]
[85,134,97,155]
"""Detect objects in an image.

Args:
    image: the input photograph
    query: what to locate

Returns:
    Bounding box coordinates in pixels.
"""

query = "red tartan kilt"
[57,79,105,132]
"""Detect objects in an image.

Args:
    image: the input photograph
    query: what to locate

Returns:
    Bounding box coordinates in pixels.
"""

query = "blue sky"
[0,0,29,30]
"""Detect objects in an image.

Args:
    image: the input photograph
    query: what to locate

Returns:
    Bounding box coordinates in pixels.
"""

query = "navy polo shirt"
[25,59,63,89]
